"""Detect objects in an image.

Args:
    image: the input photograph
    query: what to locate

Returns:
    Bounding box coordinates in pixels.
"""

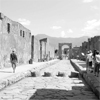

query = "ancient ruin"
[39,38,47,61]
[0,13,31,68]
[58,43,72,59]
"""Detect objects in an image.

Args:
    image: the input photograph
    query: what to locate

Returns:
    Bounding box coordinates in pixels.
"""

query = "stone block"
[31,72,36,77]
[42,72,51,77]
[56,72,65,77]
[69,71,79,78]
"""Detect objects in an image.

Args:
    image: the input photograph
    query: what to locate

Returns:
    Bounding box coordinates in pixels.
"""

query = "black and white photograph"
[0,0,100,100]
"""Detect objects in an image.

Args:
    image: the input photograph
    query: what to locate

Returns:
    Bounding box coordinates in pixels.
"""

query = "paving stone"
[0,60,98,100]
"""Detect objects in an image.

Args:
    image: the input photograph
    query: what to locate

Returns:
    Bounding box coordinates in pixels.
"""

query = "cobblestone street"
[0,60,98,100]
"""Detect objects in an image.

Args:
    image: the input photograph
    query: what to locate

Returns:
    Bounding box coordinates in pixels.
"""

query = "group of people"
[86,49,100,77]
[9,49,100,75]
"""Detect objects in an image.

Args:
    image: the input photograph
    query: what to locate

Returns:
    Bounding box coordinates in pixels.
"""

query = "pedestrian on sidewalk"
[86,50,93,73]
[10,50,18,73]
[94,51,100,77]
[87,50,93,73]
[92,49,97,75]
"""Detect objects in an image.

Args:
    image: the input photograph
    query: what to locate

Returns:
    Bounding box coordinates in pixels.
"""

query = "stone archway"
[40,38,47,61]
[58,43,72,59]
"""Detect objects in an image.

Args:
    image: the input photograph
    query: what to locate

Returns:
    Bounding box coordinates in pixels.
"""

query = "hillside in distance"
[35,34,89,49]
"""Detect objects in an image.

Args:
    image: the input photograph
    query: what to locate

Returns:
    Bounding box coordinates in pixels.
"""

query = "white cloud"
[61,31,66,37]
[51,26,62,29]
[60,29,74,38]
[91,6,99,10]
[67,29,73,33]
[82,19,100,36]
[18,18,31,26]
[83,0,93,3]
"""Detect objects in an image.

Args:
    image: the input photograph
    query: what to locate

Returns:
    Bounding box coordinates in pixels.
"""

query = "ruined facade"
[75,36,100,61]
[72,47,80,59]
[58,43,72,59]
[34,37,40,62]
[48,45,55,59]
[0,13,31,68]
[89,36,100,52]
[81,36,100,55]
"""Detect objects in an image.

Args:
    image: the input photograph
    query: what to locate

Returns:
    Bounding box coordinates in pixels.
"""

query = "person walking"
[92,50,97,75]
[10,50,18,73]
[95,51,100,77]
[86,51,92,73]
[87,50,93,72]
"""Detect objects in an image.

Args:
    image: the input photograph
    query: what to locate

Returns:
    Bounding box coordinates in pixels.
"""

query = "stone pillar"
[40,41,42,61]
[68,44,72,59]
[30,35,34,64]
[44,41,46,58]
[59,44,62,60]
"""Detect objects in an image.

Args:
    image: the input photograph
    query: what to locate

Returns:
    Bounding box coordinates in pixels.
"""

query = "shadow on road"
[28,73,98,100]
[29,86,98,100]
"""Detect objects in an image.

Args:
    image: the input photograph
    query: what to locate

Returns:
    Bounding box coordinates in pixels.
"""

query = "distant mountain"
[35,34,89,49]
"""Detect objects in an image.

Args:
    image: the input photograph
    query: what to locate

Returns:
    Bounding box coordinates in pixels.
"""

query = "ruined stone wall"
[34,37,40,62]
[45,39,54,60]
[48,45,55,59]
[91,36,100,52]
[81,36,100,55]
[0,13,31,68]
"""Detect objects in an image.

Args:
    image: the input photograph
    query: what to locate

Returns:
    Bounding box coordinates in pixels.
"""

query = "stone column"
[44,41,46,59]
[68,44,72,59]
[40,41,42,61]
[30,35,34,63]
[59,44,62,60]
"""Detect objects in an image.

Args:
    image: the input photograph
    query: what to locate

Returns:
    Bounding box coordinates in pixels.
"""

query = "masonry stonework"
[81,36,100,55]
[0,13,31,68]
[34,37,40,62]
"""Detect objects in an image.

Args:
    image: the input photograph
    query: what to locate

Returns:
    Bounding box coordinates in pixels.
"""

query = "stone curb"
[70,59,100,99]
[0,59,59,91]
[70,59,86,75]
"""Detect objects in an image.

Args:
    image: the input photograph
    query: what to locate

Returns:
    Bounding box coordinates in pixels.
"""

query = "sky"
[0,0,100,38]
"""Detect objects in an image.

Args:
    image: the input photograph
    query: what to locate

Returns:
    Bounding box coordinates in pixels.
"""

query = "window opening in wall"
[29,33,31,38]
[23,31,25,37]
[7,23,10,33]
[20,30,22,36]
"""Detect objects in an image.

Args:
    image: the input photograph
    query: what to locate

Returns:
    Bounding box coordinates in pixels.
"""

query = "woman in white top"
[86,50,93,73]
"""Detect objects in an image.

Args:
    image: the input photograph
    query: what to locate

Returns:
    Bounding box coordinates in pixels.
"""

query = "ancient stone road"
[0,60,98,100]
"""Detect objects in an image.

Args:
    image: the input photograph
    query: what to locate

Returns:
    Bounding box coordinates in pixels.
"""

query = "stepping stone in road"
[42,72,51,77]
[31,72,36,77]
[56,72,65,77]
[31,71,40,77]
[69,71,79,78]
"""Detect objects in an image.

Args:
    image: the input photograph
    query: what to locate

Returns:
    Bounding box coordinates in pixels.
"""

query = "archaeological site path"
[0,60,99,100]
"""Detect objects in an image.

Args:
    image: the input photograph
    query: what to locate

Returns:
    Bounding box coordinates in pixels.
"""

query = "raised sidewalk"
[0,59,59,91]
[70,59,100,99]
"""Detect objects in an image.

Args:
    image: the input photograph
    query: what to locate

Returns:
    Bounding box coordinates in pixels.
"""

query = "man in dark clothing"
[10,50,18,73]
